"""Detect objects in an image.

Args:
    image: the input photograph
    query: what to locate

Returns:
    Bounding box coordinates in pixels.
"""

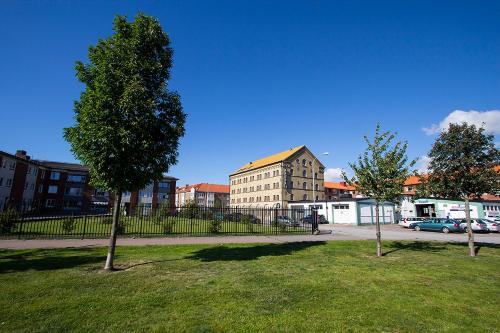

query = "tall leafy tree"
[64,13,186,270]
[426,123,500,256]
[344,124,416,257]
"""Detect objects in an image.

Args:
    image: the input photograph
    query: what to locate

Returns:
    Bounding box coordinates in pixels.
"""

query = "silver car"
[482,219,500,232]
[458,219,488,233]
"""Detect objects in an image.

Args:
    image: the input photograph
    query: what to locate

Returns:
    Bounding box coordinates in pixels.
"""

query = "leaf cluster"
[64,13,186,192]
[426,123,500,199]
[343,124,416,203]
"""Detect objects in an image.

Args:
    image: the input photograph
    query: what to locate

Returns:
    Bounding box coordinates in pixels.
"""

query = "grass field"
[0,240,499,332]
[5,215,309,238]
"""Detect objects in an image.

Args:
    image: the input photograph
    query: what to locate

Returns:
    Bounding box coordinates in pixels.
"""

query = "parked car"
[482,219,500,232]
[399,217,426,228]
[225,213,244,222]
[301,214,328,224]
[410,218,461,233]
[458,219,489,233]
[275,216,300,227]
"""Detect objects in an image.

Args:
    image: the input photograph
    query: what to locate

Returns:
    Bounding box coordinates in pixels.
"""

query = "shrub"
[0,206,20,233]
[162,220,176,234]
[201,210,213,220]
[101,216,113,224]
[241,215,254,233]
[61,216,77,234]
[208,219,222,233]
[179,200,199,218]
[272,220,288,233]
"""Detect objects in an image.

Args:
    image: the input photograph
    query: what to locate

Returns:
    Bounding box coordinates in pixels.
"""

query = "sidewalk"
[2,224,499,249]
[0,232,338,250]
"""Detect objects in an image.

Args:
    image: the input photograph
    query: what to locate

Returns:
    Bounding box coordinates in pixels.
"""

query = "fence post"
[312,209,318,235]
[139,206,144,237]
[81,214,88,240]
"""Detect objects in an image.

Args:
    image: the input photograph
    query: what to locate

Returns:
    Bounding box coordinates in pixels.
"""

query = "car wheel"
[415,225,421,231]
[442,227,450,234]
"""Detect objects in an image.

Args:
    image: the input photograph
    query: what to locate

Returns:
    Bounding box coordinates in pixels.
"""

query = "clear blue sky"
[1,1,499,185]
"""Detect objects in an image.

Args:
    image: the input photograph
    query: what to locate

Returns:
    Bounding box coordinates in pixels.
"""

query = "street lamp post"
[312,152,329,205]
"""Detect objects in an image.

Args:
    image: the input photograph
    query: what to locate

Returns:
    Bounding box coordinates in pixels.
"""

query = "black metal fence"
[0,206,315,239]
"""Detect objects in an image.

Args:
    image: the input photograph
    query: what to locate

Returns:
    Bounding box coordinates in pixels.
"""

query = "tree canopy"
[426,123,500,199]
[344,124,416,203]
[64,13,186,193]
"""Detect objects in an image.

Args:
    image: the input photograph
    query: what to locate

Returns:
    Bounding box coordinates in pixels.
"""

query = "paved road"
[0,224,499,249]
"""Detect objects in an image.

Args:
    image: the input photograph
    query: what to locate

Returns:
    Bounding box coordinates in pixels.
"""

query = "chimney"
[15,150,29,159]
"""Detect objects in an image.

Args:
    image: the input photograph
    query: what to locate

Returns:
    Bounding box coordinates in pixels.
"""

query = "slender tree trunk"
[464,198,475,257]
[375,202,382,257]
[104,191,122,271]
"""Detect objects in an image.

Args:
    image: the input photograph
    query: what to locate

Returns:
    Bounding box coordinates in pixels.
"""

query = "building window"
[314,172,318,179]
[302,182,307,189]
[315,184,319,191]
[40,170,46,179]
[9,162,16,170]
[48,186,58,194]
[6,179,12,187]
[50,172,60,180]
[65,187,83,196]
[303,194,307,201]
[0,177,2,186]
[67,175,86,183]
[46,199,56,208]
[303,170,307,177]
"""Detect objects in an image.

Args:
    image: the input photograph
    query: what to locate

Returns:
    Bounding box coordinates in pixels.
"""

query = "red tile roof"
[404,176,422,186]
[176,183,229,194]
[324,181,356,191]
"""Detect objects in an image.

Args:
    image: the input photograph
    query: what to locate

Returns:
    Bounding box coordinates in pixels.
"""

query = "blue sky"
[1,1,499,185]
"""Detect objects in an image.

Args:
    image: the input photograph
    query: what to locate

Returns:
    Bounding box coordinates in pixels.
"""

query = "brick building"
[0,149,177,214]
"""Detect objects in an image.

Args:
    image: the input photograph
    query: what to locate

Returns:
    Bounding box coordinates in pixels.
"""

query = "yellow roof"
[232,145,305,175]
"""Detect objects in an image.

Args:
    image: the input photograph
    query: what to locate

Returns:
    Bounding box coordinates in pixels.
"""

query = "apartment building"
[0,149,177,214]
[121,176,177,213]
[176,183,230,207]
[0,150,92,212]
[229,145,325,208]
[0,150,37,211]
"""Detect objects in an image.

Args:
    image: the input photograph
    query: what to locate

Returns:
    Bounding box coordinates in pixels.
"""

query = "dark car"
[301,214,329,224]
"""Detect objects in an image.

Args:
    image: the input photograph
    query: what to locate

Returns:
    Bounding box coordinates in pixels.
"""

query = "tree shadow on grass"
[383,241,448,256]
[186,241,326,262]
[448,242,500,255]
[0,248,105,273]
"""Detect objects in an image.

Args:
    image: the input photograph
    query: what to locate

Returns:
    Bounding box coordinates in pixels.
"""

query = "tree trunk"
[104,191,122,271]
[464,198,475,257]
[375,202,382,257]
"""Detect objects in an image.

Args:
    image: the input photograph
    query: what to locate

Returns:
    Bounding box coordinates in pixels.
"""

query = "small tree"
[426,123,500,256]
[344,124,416,257]
[179,200,198,218]
[64,13,186,270]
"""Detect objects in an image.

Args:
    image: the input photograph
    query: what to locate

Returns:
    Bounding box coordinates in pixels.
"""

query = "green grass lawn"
[0,241,499,332]
[7,216,309,238]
